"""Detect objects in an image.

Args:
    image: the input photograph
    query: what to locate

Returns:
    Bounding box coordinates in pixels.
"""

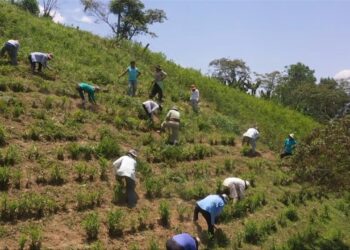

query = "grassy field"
[0,2,349,249]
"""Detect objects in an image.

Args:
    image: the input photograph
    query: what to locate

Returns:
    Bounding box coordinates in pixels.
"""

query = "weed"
[74,163,87,182]
[224,159,235,172]
[18,234,27,250]
[107,209,124,237]
[259,219,277,236]
[277,213,287,227]
[138,207,150,230]
[27,145,40,160]
[43,96,54,110]
[148,238,160,250]
[159,200,170,227]
[82,212,99,241]
[284,206,299,222]
[90,241,105,250]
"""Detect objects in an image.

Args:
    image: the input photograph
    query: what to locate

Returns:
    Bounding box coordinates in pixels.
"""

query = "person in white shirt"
[142,100,162,121]
[242,127,260,153]
[222,177,250,202]
[28,52,53,73]
[190,85,200,113]
[112,149,138,207]
[161,106,180,145]
[0,39,20,65]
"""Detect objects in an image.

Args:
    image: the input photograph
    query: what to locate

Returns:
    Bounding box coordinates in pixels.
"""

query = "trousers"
[193,205,214,234]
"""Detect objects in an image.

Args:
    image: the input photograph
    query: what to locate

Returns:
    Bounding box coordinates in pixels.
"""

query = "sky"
[48,0,350,80]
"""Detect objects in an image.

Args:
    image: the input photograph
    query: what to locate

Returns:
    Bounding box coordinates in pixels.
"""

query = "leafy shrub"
[82,212,99,240]
[259,219,277,236]
[272,171,292,186]
[107,210,124,237]
[0,145,20,166]
[284,206,299,221]
[8,82,25,92]
[43,96,54,110]
[159,201,170,226]
[176,204,189,222]
[67,143,94,161]
[56,147,64,161]
[241,145,251,156]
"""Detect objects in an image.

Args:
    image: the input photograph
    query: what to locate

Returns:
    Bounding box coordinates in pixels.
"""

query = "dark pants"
[142,104,152,119]
[149,83,163,102]
[28,55,42,72]
[193,205,214,234]
[0,43,18,65]
[166,239,183,250]
[280,152,292,158]
[77,86,85,101]
[117,176,137,207]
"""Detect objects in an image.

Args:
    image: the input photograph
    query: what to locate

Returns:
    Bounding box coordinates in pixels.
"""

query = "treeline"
[210,59,350,123]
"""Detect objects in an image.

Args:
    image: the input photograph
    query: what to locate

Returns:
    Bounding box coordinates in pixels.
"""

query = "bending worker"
[76,82,100,107]
[0,39,20,65]
[242,126,260,153]
[280,133,297,158]
[142,100,162,121]
[223,177,250,202]
[161,106,180,145]
[28,52,53,73]
[166,233,200,250]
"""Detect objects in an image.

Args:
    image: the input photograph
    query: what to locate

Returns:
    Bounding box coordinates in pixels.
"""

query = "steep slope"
[0,2,349,250]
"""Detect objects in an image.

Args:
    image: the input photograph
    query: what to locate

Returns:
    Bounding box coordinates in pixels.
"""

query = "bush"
[284,206,299,222]
[159,201,170,227]
[82,212,99,240]
[107,210,124,237]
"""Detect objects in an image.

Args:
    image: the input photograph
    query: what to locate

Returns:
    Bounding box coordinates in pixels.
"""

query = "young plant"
[0,167,10,190]
[82,212,100,241]
[243,221,261,244]
[12,168,22,189]
[176,204,188,222]
[159,201,170,227]
[49,164,65,185]
[99,157,108,181]
[0,126,5,146]
[107,209,124,237]
[112,183,124,204]
[284,206,299,222]
[18,234,27,250]
[27,225,42,250]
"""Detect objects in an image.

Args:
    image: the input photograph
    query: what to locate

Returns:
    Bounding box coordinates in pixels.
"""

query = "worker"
[193,194,229,235]
[222,177,250,202]
[280,133,297,158]
[142,100,162,121]
[166,233,200,250]
[119,61,141,97]
[161,106,180,145]
[0,39,20,65]
[149,65,167,102]
[76,82,100,107]
[112,149,138,207]
[242,126,260,153]
[28,52,53,73]
[190,85,200,113]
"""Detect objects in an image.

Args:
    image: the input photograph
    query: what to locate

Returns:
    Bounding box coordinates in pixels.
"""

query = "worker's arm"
[150,104,159,113]
[137,70,141,78]
[161,71,167,80]
[88,91,96,104]
[119,68,128,78]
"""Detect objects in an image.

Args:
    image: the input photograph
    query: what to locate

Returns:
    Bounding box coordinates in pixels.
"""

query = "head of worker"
[155,65,162,72]
[94,85,101,92]
[47,53,54,60]
[221,194,229,204]
[244,180,251,190]
[171,105,179,111]
[127,149,138,159]
[130,60,136,68]
[191,84,196,91]
[289,133,295,140]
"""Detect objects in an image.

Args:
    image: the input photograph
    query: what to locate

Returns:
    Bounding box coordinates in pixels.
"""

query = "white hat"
[128,149,138,158]
[222,194,229,203]
[171,105,179,111]
[289,133,295,139]
[245,180,250,189]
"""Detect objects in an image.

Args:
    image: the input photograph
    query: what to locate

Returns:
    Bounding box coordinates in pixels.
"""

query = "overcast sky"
[49,0,350,80]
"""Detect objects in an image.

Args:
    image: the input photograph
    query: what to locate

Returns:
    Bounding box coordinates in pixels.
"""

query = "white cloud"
[334,69,350,80]
[39,5,65,24]
[79,16,94,24]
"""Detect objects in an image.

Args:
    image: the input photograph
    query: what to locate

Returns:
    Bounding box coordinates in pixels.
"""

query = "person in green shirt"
[280,133,297,158]
[76,82,100,107]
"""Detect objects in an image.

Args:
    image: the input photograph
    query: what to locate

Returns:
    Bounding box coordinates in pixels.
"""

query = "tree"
[256,71,281,98]
[41,0,58,18]
[81,0,166,40]
[15,0,39,15]
[209,58,251,91]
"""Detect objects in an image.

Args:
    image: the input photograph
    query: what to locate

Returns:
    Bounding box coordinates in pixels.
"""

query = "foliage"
[0,126,5,146]
[81,0,167,40]
[96,132,120,159]
[15,0,39,15]
[158,200,170,226]
[290,117,350,190]
[82,212,100,240]
[107,209,124,237]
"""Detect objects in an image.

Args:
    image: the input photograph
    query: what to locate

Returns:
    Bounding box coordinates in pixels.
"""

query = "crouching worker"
[76,82,100,108]
[142,100,162,121]
[166,233,200,250]
[242,126,260,153]
[0,39,20,65]
[28,52,53,73]
[223,177,250,202]
[113,149,138,207]
[160,106,180,145]
[280,133,297,158]
[193,194,229,235]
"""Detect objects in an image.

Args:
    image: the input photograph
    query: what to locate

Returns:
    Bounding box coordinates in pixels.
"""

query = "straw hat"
[128,149,138,158]
[289,133,295,139]
[222,194,229,203]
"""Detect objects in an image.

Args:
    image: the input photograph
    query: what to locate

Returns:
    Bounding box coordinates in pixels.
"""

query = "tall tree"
[256,71,281,98]
[14,0,39,15]
[41,0,58,18]
[81,0,166,40]
[209,58,251,91]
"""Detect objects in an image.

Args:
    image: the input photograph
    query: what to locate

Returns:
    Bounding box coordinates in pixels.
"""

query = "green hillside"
[0,2,349,249]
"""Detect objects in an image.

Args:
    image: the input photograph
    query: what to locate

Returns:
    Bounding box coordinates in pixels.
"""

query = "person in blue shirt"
[76,82,100,107]
[280,133,297,158]
[119,61,141,97]
[193,194,229,235]
[166,233,200,250]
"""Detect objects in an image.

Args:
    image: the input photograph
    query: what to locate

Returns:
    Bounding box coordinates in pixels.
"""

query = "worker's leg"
[166,239,183,250]
[0,44,6,57]
[76,86,85,102]
[132,80,137,96]
[242,136,249,146]
[280,152,291,158]
[193,204,200,221]
[191,100,198,112]
[7,45,17,65]
[170,122,180,144]
[28,55,35,72]
[142,104,152,119]
[149,83,157,99]
[125,177,137,207]
[250,138,256,153]
[157,84,163,102]
[128,80,137,96]
[196,206,214,234]
[38,63,42,72]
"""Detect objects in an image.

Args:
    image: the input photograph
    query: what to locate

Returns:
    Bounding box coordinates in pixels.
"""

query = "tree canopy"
[81,0,166,40]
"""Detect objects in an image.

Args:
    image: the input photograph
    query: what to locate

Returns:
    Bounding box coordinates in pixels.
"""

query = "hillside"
[0,2,349,249]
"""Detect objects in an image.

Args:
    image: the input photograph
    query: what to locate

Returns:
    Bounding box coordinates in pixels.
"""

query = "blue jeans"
[0,43,18,65]
[128,80,137,96]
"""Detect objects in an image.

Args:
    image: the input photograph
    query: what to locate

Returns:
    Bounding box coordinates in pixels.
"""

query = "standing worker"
[149,65,167,102]
[190,85,200,113]
[119,61,141,97]
[242,126,260,153]
[28,52,53,73]
[222,177,250,202]
[161,106,180,145]
[280,133,297,158]
[112,149,138,207]
[142,100,162,121]
[0,39,20,65]
[76,82,100,107]
[193,194,229,235]
[166,233,200,250]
